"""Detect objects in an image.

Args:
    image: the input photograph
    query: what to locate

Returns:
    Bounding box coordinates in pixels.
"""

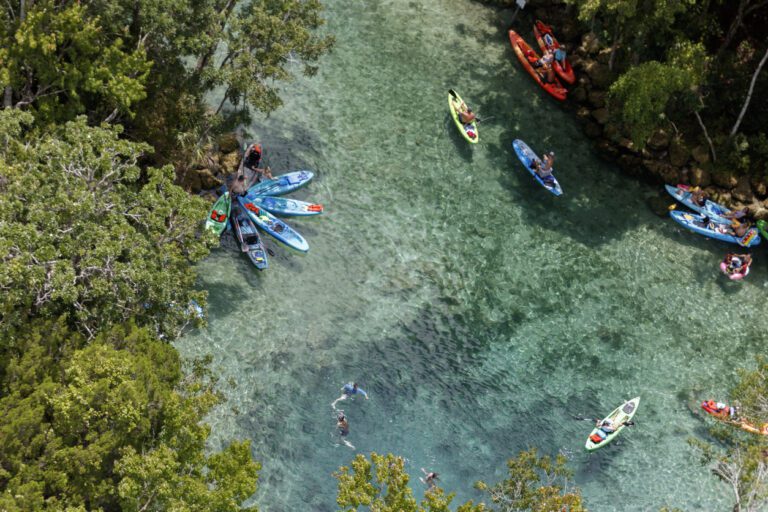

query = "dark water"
[177,0,767,510]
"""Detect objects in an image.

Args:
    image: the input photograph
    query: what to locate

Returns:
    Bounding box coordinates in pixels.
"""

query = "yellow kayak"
[448,89,478,144]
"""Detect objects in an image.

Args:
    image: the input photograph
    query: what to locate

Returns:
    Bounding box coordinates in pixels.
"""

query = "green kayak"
[448,89,478,144]
[758,220,768,241]
[585,397,640,451]
[205,192,231,236]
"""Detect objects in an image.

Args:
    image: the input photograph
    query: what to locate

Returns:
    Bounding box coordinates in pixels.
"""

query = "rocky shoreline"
[525,6,768,220]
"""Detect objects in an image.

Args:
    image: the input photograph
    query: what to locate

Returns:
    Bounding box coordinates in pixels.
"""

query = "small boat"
[533,20,576,84]
[244,195,323,217]
[247,171,314,197]
[238,197,309,252]
[701,400,768,435]
[720,254,751,281]
[512,139,562,196]
[585,397,640,451]
[508,30,567,101]
[205,192,231,236]
[669,211,761,247]
[231,202,269,270]
[448,89,479,144]
[664,184,729,223]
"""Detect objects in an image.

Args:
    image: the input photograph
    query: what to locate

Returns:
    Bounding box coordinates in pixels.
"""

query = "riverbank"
[509,3,768,220]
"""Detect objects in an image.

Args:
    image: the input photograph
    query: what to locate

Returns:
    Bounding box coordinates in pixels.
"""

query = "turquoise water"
[176,0,768,510]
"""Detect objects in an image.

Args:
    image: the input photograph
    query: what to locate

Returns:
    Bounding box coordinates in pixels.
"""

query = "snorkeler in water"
[336,410,354,449]
[332,382,369,408]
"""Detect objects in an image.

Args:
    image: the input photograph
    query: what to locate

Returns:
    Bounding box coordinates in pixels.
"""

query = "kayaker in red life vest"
[242,143,273,182]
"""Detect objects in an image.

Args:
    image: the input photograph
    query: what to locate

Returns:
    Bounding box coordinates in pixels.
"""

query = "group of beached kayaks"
[204,161,322,270]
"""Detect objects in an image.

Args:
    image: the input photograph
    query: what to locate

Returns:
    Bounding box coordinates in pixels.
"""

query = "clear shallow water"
[176,0,768,510]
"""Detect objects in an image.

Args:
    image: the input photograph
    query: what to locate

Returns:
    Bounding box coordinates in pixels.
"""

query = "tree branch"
[730,44,768,137]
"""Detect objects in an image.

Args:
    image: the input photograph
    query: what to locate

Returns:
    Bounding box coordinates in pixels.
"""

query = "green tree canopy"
[0,0,150,124]
[0,109,213,340]
[0,320,260,511]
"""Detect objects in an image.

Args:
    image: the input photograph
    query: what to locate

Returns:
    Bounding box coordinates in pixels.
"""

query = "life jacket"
[589,433,603,443]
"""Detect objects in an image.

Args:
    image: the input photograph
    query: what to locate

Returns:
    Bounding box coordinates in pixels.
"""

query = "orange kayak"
[508,30,567,101]
[533,20,576,85]
[701,400,768,435]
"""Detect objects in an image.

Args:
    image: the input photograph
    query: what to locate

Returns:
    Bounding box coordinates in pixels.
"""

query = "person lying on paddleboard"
[531,151,556,181]
[332,382,369,408]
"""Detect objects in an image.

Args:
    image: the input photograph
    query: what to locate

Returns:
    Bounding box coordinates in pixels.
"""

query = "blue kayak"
[238,196,309,252]
[669,211,761,247]
[231,203,269,270]
[664,185,729,223]
[246,171,314,197]
[243,194,323,217]
[512,139,562,196]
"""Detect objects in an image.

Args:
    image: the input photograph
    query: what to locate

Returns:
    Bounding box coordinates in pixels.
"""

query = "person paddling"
[532,151,556,181]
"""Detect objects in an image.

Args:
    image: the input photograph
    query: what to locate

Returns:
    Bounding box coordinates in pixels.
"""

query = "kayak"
[664,185,729,223]
[585,397,640,451]
[508,30,567,101]
[701,399,768,435]
[244,195,323,217]
[669,211,761,247]
[758,220,768,240]
[238,196,309,252]
[448,89,479,144]
[533,20,576,85]
[701,400,738,421]
[246,170,314,197]
[231,202,269,270]
[205,192,232,236]
[512,139,563,196]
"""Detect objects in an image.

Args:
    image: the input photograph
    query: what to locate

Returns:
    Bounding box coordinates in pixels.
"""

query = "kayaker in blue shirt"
[332,382,369,408]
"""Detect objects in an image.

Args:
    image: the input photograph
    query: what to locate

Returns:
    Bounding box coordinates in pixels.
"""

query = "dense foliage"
[1,0,335,161]
[335,450,584,512]
[0,110,212,340]
[0,319,260,511]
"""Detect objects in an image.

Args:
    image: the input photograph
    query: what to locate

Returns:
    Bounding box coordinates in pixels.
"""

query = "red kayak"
[508,30,567,101]
[533,20,576,85]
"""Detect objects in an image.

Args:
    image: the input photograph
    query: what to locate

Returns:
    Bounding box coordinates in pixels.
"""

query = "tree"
[692,357,768,512]
[79,0,335,157]
[335,451,585,512]
[0,109,213,339]
[0,320,261,511]
[608,41,708,148]
[475,448,586,512]
[0,0,150,124]
[335,452,486,512]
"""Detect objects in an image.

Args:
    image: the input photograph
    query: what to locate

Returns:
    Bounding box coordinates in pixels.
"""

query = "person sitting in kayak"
[690,187,708,207]
[724,207,750,222]
[731,219,750,238]
[532,152,555,181]
[533,50,556,83]
[458,105,476,125]
[591,418,634,443]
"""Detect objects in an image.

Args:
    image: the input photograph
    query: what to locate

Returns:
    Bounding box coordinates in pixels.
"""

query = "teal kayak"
[758,220,768,241]
[244,195,323,217]
[586,397,640,451]
[246,171,314,197]
[238,197,309,252]
[670,211,760,247]
[204,192,231,236]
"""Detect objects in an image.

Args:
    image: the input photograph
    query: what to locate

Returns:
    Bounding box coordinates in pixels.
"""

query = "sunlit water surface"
[177,1,767,510]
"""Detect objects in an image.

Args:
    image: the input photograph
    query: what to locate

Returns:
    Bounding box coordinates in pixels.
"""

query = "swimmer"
[420,467,438,489]
[332,382,369,408]
[336,411,355,449]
